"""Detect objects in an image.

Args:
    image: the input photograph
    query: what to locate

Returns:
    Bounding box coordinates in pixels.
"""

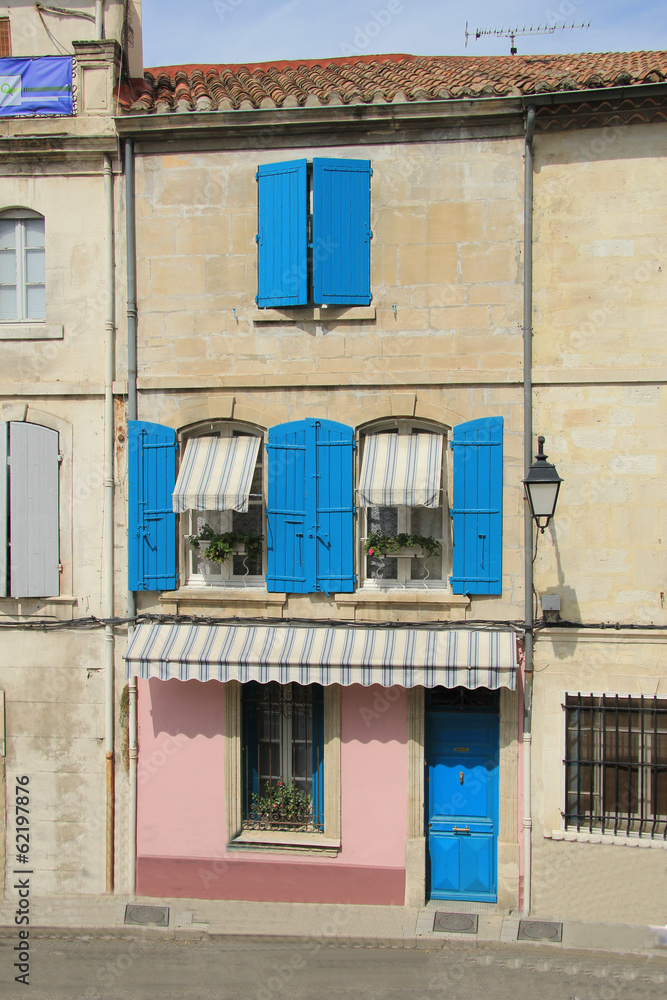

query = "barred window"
[0,18,10,58]
[564,694,667,838]
[242,682,324,832]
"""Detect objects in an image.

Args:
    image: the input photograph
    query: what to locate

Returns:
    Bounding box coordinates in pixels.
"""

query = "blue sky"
[141,0,666,68]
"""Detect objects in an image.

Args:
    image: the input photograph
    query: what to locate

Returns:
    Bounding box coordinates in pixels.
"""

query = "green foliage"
[189,523,263,564]
[364,532,441,559]
[250,780,312,827]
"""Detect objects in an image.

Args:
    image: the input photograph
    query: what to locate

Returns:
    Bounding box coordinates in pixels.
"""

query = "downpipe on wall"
[522,104,536,918]
[103,154,115,893]
[95,1,104,40]
[125,137,138,895]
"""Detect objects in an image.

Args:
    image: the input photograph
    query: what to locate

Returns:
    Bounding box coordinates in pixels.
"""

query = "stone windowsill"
[0,323,64,340]
[0,595,77,606]
[0,595,78,622]
[160,587,287,610]
[336,590,471,606]
[230,829,341,856]
[252,306,376,323]
[547,829,667,849]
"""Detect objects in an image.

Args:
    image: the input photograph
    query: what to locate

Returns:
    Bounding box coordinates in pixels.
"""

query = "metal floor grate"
[518,919,563,943]
[124,904,170,927]
[433,912,479,934]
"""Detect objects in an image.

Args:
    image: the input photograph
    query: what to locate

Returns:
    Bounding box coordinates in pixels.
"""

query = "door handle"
[452,826,470,833]
[460,771,464,785]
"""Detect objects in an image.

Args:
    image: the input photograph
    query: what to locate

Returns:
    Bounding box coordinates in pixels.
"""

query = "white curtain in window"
[358,432,443,507]
[172,435,261,513]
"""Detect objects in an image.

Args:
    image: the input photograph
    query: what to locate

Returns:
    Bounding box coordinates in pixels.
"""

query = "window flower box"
[364,532,441,560]
[188,526,263,565]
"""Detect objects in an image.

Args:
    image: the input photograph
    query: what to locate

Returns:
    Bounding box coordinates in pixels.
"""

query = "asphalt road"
[1,935,666,1000]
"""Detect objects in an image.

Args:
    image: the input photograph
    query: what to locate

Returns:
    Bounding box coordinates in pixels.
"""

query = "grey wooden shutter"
[0,422,7,597]
[9,422,60,598]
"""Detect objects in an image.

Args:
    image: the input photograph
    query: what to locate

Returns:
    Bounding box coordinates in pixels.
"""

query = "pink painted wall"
[339,684,407,867]
[136,679,408,871]
[137,678,226,858]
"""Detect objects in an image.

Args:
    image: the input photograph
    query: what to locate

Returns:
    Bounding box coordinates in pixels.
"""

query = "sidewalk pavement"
[1,893,666,959]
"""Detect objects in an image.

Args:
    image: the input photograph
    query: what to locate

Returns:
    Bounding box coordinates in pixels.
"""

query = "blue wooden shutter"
[267,419,355,594]
[242,683,259,821]
[266,421,309,592]
[128,420,178,592]
[0,422,7,597]
[312,158,371,305]
[9,422,60,598]
[450,417,503,595]
[314,419,355,593]
[311,686,324,831]
[256,159,308,307]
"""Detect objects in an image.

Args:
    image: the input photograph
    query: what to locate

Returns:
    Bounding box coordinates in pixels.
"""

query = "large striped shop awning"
[358,432,443,508]
[172,435,260,513]
[124,623,517,690]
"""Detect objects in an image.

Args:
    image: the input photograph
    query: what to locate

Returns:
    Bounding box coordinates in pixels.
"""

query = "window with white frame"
[358,421,447,587]
[176,424,265,587]
[0,210,45,322]
[564,694,667,838]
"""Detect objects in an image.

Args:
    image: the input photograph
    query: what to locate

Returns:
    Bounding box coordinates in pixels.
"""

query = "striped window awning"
[358,433,443,508]
[172,435,261,513]
[124,623,517,690]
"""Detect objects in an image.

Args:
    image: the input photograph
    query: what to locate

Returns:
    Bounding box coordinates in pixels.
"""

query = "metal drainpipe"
[125,137,138,894]
[103,154,116,894]
[522,104,536,918]
[95,1,104,40]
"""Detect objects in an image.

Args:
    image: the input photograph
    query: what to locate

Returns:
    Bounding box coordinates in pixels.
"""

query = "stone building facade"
[0,3,665,922]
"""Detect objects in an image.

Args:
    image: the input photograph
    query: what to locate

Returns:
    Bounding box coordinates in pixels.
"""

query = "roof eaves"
[522,79,667,106]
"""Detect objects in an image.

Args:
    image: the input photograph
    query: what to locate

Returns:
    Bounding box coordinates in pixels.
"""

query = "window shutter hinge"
[58,453,63,464]
[369,230,373,238]
[255,171,259,180]
[58,562,63,573]
[255,233,259,241]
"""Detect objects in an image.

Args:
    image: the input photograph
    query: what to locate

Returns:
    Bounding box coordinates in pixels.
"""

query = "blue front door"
[426,711,499,902]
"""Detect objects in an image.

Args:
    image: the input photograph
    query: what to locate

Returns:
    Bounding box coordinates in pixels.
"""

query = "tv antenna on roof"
[465,21,591,56]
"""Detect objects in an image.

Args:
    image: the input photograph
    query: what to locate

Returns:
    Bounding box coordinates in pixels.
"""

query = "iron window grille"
[564,694,667,838]
[426,686,499,712]
[242,681,324,832]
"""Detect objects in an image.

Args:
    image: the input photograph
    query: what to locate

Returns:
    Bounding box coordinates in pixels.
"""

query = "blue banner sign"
[0,56,73,116]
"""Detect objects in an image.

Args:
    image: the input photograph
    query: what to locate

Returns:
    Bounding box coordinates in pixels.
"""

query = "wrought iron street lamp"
[523,436,563,532]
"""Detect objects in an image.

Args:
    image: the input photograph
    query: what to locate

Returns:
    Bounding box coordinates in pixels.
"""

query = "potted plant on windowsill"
[247,781,314,832]
[364,532,441,560]
[188,524,264,566]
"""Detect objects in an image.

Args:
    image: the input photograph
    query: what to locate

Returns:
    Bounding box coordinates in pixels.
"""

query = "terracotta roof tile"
[120,52,667,115]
